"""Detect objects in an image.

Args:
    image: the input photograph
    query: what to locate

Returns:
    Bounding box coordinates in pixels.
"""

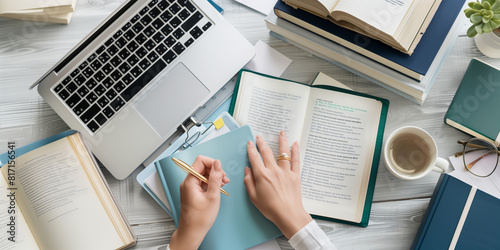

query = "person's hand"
[244,131,312,239]
[169,156,230,250]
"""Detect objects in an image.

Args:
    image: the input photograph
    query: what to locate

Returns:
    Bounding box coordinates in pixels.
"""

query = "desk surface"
[1,0,499,249]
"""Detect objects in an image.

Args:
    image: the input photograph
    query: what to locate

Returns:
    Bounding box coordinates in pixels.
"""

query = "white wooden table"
[1,1,499,249]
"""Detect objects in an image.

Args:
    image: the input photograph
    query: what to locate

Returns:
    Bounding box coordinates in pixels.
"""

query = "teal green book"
[445,59,500,144]
[229,70,389,227]
[155,126,282,250]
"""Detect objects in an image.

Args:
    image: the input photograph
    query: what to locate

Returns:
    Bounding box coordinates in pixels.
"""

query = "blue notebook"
[155,126,282,250]
[411,174,500,249]
[274,0,465,80]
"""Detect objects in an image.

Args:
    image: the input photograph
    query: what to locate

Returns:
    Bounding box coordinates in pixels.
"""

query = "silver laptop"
[31,0,255,179]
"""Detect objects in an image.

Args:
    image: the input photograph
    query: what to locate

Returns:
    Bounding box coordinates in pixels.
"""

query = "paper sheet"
[449,155,500,199]
[145,171,171,211]
[235,0,277,15]
[244,40,292,77]
[311,72,352,90]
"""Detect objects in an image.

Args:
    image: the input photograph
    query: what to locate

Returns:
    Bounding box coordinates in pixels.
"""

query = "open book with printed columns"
[281,0,441,55]
[229,70,389,226]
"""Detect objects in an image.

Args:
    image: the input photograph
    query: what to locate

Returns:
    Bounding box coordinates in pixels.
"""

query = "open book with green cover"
[281,0,441,55]
[229,70,389,226]
[0,131,136,249]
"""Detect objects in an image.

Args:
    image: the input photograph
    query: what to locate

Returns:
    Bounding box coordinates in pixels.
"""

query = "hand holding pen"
[170,156,230,250]
[172,157,231,196]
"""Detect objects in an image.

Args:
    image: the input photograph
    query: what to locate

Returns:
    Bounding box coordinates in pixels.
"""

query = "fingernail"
[256,135,262,140]
[280,130,285,136]
[214,160,222,171]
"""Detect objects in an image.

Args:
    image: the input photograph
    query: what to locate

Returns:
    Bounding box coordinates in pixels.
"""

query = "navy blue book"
[411,174,500,249]
[274,0,465,81]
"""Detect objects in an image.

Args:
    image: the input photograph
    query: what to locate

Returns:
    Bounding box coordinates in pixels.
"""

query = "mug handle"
[432,157,449,173]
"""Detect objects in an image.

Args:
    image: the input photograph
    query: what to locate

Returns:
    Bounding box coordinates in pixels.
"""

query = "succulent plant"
[464,0,500,37]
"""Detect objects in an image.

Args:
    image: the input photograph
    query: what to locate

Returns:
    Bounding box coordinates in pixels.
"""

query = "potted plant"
[465,0,500,57]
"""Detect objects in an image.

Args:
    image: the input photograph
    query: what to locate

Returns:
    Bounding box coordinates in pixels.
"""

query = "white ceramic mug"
[384,126,449,180]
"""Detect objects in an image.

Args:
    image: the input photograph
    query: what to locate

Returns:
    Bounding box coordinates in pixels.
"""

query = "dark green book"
[445,59,500,143]
[229,70,389,227]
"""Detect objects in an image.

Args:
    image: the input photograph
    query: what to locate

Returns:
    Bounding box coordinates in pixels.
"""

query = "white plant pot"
[474,30,500,58]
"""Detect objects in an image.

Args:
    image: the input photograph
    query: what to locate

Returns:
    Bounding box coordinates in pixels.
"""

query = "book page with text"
[334,0,414,36]
[7,138,123,250]
[0,172,39,249]
[232,72,310,155]
[299,88,382,222]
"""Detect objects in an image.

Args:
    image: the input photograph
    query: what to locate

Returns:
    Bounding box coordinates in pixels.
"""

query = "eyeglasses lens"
[463,138,499,177]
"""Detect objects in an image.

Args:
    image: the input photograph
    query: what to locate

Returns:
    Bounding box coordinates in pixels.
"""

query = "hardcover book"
[445,58,500,145]
[412,174,500,249]
[282,0,441,54]
[274,0,465,81]
[265,10,461,104]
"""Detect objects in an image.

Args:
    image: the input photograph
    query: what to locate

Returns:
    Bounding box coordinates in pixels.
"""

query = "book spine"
[155,161,180,226]
[410,174,449,250]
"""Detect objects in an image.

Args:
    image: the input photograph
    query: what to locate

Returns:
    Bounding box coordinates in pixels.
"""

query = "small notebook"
[444,59,500,145]
[155,126,282,250]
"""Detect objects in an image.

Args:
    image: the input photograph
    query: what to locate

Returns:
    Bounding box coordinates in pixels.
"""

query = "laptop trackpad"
[134,63,209,137]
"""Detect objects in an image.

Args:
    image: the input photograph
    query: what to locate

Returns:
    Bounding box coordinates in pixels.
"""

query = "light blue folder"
[136,111,239,217]
[155,126,282,250]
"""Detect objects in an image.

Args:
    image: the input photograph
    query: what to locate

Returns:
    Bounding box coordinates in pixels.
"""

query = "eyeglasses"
[455,138,500,177]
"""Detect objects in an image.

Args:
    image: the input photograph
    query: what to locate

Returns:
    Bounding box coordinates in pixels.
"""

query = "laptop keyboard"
[53,0,213,133]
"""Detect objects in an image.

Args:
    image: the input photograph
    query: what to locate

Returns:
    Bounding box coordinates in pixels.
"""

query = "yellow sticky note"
[214,118,225,130]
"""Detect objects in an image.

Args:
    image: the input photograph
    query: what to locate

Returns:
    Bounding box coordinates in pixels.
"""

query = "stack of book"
[266,0,466,104]
[0,0,77,24]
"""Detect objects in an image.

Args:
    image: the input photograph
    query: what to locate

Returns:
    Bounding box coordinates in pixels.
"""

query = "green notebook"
[445,59,500,144]
[229,70,389,227]
[155,126,282,250]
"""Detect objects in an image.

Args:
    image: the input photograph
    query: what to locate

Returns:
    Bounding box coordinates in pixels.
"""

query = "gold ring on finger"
[277,153,291,162]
